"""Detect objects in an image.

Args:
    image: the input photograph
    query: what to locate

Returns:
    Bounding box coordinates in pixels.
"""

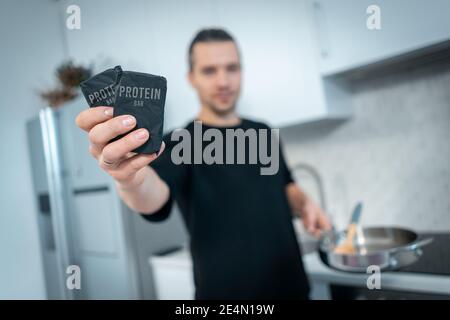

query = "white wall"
[0,0,66,299]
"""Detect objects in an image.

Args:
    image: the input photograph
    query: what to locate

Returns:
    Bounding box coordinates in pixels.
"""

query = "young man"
[76,28,331,299]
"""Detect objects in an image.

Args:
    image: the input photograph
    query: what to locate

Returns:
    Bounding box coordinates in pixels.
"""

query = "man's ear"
[187,71,195,88]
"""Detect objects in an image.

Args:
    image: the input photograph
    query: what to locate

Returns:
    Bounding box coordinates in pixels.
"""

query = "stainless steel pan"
[319,226,433,272]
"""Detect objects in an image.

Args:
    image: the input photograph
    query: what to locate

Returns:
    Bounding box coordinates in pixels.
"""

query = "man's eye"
[202,68,215,75]
[227,65,240,72]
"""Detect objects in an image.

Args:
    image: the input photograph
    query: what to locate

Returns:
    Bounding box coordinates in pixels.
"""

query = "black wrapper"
[114,71,167,154]
[80,66,123,107]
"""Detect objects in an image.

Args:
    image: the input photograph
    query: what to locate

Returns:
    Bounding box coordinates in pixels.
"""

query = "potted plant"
[40,61,92,109]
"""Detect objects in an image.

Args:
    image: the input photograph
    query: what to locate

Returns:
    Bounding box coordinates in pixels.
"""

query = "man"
[76,28,331,299]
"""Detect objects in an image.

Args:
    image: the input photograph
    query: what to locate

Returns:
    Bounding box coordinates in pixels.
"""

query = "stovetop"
[394,232,450,276]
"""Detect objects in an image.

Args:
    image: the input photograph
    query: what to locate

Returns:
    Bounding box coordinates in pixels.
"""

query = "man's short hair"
[188,28,237,71]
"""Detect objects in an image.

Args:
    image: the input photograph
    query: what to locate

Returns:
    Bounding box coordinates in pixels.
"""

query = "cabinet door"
[151,263,194,300]
[215,0,327,127]
[312,0,450,75]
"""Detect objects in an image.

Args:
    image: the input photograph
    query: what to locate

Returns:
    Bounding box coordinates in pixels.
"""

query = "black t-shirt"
[141,118,310,299]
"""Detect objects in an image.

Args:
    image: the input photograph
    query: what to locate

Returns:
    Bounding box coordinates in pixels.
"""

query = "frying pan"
[318,226,433,272]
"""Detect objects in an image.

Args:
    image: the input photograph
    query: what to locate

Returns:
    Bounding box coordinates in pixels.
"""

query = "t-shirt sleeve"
[279,139,294,185]
[140,192,173,222]
[262,122,294,186]
[139,132,189,223]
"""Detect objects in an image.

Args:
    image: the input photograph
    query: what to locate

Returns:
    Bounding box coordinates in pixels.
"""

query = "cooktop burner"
[394,232,450,276]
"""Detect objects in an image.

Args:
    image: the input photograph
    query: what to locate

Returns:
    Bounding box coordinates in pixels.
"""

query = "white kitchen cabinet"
[311,0,450,76]
[150,248,195,300]
[215,0,350,128]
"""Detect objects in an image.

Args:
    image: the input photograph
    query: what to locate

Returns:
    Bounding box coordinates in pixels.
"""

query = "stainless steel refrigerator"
[26,98,187,299]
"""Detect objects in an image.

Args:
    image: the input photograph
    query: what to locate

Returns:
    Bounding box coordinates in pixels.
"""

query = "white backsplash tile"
[282,60,450,232]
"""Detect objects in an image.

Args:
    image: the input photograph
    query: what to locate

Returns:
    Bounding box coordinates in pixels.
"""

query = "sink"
[300,239,319,255]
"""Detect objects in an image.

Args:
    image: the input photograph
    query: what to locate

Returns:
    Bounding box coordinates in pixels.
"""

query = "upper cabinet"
[214,0,338,128]
[144,0,346,129]
[311,0,450,76]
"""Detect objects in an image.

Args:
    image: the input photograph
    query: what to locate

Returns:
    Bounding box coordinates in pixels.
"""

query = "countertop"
[303,251,450,296]
[150,240,450,297]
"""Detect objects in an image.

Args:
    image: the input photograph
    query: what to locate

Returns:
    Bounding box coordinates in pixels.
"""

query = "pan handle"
[389,237,433,254]
[388,238,433,269]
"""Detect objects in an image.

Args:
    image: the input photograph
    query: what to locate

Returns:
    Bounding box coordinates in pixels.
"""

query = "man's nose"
[216,70,230,88]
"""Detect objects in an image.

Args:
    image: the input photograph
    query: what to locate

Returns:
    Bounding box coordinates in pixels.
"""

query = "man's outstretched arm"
[75,106,169,215]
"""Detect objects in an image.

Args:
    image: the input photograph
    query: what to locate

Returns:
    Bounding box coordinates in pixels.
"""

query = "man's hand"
[299,197,332,237]
[75,106,164,189]
[286,183,332,237]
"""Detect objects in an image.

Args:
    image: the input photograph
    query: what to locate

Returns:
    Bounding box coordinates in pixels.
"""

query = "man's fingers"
[109,153,158,182]
[107,142,165,183]
[100,128,149,168]
[302,212,315,233]
[306,212,331,238]
[317,211,332,231]
[90,144,134,161]
[89,143,101,159]
[75,106,114,132]
[89,115,137,149]
[157,141,166,157]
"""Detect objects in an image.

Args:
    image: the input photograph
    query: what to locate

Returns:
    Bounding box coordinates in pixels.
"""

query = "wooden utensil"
[334,202,363,255]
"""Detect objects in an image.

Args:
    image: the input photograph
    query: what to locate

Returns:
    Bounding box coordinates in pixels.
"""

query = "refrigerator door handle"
[39,107,75,300]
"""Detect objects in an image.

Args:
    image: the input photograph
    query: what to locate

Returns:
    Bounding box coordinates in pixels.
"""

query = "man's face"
[188,41,241,116]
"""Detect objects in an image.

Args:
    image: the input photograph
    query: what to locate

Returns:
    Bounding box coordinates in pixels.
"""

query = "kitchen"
[0,0,449,302]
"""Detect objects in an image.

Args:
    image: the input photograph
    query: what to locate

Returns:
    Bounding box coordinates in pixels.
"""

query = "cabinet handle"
[312,1,331,59]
